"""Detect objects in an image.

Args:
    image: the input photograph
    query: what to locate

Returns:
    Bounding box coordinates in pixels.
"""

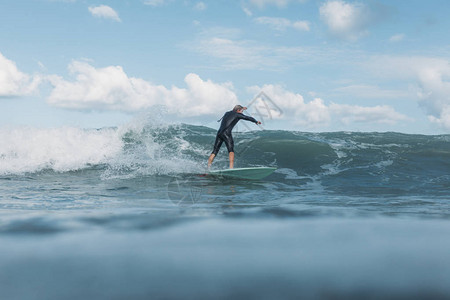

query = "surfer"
[208,105,261,169]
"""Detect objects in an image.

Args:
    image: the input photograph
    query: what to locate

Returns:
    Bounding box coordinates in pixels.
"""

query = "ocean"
[1,117,449,299]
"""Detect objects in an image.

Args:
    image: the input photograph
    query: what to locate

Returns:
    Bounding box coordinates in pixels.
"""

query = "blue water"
[1,121,449,299]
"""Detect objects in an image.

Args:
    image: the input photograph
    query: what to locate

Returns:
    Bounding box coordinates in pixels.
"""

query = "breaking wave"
[1,117,449,196]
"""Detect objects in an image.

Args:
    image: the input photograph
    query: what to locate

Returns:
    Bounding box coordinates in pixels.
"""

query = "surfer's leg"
[229,152,234,169]
[209,136,223,168]
[208,154,215,168]
[222,133,235,169]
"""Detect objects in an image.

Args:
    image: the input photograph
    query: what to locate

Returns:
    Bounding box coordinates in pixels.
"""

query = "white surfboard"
[208,167,276,180]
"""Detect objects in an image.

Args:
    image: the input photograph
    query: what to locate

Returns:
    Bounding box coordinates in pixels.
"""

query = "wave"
[0,126,122,174]
[0,119,207,177]
[1,118,449,195]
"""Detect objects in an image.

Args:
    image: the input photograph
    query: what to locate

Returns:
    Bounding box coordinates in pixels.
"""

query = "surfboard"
[208,167,276,180]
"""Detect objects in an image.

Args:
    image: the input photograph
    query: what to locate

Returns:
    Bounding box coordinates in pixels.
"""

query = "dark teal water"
[0,123,449,299]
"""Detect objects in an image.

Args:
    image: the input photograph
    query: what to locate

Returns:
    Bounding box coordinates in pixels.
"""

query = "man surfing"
[208,105,261,169]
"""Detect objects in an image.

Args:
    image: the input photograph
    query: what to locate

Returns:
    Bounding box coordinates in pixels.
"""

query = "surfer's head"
[233,105,247,113]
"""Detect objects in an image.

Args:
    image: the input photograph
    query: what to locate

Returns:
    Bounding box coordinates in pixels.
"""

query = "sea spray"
[102,114,206,179]
[0,126,122,175]
[0,113,206,177]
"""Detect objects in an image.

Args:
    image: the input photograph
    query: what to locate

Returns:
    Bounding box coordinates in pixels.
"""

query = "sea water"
[0,117,449,299]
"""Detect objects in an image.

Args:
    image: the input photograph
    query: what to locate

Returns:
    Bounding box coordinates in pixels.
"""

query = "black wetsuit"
[211,111,258,155]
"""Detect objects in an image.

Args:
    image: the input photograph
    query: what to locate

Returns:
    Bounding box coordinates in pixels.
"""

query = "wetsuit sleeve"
[238,114,258,124]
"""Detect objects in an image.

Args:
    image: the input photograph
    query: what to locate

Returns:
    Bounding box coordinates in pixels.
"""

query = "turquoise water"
[0,121,449,299]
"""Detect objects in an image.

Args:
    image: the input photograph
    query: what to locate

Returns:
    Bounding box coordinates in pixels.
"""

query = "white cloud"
[248,0,306,9]
[192,35,314,70]
[389,34,405,42]
[255,17,310,31]
[244,0,307,15]
[194,2,206,11]
[329,103,410,125]
[188,28,317,70]
[0,52,41,97]
[88,5,121,22]
[256,17,290,31]
[248,84,409,128]
[416,63,450,130]
[366,55,450,131]
[143,0,170,6]
[319,0,371,41]
[242,7,253,16]
[191,34,337,70]
[292,21,310,31]
[47,60,237,116]
[191,32,345,71]
[189,27,273,69]
[193,37,276,70]
[333,84,412,99]
[198,27,243,40]
[428,107,450,129]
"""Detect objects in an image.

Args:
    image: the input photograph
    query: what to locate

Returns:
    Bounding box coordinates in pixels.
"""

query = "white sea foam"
[0,123,204,176]
[276,168,307,180]
[0,127,123,175]
[0,108,208,176]
[100,116,204,179]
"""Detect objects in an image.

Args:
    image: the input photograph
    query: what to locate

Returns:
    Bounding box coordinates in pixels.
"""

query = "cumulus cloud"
[319,0,387,41]
[0,52,41,97]
[329,103,409,125]
[366,56,450,131]
[415,62,450,130]
[248,84,409,128]
[428,107,450,129]
[88,5,121,22]
[247,84,329,126]
[46,60,237,116]
[255,17,310,31]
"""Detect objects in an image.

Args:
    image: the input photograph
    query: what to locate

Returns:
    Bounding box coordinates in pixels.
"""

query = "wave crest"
[0,127,122,175]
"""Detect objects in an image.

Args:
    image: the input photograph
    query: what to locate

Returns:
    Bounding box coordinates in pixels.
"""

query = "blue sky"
[1,0,450,133]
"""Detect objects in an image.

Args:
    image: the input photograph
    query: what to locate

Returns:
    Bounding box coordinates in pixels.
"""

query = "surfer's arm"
[239,114,259,124]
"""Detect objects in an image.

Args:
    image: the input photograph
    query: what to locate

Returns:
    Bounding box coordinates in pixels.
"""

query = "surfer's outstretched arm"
[238,113,260,124]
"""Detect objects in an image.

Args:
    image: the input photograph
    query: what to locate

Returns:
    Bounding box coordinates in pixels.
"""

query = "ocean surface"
[1,117,449,299]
